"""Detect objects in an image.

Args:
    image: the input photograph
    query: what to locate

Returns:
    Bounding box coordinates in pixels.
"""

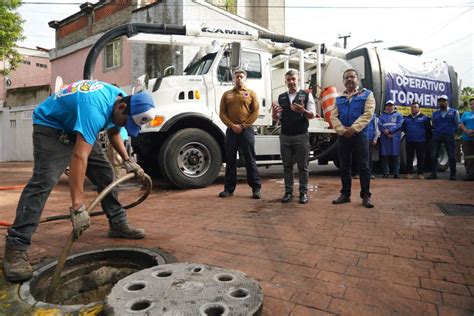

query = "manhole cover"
[437,203,474,216]
[106,262,264,315]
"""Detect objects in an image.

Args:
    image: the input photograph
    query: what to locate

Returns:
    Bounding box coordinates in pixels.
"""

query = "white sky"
[18,0,474,87]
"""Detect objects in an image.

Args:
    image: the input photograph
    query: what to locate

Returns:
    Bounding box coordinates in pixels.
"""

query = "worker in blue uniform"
[402,102,431,179]
[330,69,375,208]
[378,100,404,178]
[3,80,156,282]
[428,95,460,180]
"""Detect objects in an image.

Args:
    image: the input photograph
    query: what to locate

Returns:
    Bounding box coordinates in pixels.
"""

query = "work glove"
[69,204,90,240]
[123,158,146,181]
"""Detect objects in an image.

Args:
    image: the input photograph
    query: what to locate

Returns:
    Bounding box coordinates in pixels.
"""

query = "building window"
[36,63,47,68]
[104,39,122,70]
[22,60,31,65]
[10,120,16,128]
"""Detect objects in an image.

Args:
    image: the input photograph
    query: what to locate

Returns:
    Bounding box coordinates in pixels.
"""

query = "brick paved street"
[0,162,473,315]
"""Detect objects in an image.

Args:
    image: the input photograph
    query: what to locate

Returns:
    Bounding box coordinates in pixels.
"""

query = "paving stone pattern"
[0,162,473,315]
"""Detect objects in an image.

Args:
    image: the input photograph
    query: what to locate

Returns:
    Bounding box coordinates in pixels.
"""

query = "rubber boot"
[108,224,145,239]
[3,247,33,282]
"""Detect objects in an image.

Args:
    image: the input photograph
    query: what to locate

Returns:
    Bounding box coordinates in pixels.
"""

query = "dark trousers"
[280,133,310,194]
[382,155,401,176]
[462,140,474,179]
[351,145,374,176]
[337,134,371,198]
[6,125,127,251]
[431,134,456,176]
[224,127,261,192]
[406,141,426,174]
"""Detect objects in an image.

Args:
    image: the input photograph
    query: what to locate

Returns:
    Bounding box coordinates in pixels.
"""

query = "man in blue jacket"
[403,102,431,179]
[378,100,404,178]
[330,69,375,208]
[428,95,460,180]
[3,80,156,282]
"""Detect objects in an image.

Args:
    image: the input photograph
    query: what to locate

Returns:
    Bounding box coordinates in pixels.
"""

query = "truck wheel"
[437,144,449,172]
[159,128,222,188]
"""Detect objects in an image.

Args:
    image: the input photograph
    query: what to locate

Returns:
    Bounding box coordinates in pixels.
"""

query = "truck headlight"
[149,115,165,127]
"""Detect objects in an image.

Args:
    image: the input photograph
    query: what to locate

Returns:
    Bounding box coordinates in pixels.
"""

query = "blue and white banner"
[382,50,452,115]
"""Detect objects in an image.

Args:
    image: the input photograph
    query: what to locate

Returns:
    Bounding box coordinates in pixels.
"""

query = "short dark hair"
[122,95,132,115]
[470,98,474,103]
[343,69,358,79]
[411,102,420,107]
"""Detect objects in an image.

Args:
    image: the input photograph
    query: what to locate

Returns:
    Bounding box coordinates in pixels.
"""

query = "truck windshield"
[184,52,217,76]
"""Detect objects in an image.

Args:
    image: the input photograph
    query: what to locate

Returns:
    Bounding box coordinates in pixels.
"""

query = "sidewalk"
[0,162,473,315]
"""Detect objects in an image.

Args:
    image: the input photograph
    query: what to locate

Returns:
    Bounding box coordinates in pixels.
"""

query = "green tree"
[459,86,474,113]
[0,0,24,76]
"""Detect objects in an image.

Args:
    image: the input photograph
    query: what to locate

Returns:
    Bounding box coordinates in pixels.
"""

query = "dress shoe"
[332,194,350,204]
[406,174,413,179]
[218,190,233,198]
[362,196,374,208]
[252,188,261,199]
[371,175,376,179]
[280,192,292,203]
[427,173,437,180]
[393,174,400,179]
[449,175,457,181]
[298,193,308,204]
[417,174,425,180]
[463,176,474,181]
[382,174,389,178]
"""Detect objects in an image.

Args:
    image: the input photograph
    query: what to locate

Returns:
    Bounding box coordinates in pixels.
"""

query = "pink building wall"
[0,49,51,101]
[50,37,132,89]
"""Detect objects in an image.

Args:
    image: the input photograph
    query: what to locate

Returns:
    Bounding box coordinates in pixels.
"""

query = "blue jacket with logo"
[378,110,404,156]
[432,108,459,139]
[403,113,431,142]
[335,89,372,137]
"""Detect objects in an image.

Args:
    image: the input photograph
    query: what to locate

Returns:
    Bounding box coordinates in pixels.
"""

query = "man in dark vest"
[272,69,315,204]
[330,69,375,208]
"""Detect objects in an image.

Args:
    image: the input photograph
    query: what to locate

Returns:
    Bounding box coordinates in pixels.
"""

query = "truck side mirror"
[164,66,176,77]
[230,42,241,68]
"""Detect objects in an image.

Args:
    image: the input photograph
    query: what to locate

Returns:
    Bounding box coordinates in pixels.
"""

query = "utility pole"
[338,33,351,49]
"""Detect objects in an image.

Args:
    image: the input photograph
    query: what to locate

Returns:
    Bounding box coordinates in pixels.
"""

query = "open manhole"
[19,247,171,313]
[437,203,474,216]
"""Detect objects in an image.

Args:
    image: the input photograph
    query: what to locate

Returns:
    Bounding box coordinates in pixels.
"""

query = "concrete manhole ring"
[106,262,264,315]
[0,247,172,315]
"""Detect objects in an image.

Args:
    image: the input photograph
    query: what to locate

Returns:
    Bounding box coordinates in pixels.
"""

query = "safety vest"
[335,89,372,136]
[279,90,309,135]
[432,108,458,136]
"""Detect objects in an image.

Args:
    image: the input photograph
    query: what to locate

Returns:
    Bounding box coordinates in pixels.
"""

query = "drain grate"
[437,203,474,216]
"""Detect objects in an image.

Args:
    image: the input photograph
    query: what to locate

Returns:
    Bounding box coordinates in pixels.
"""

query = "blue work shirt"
[461,111,474,141]
[33,80,126,145]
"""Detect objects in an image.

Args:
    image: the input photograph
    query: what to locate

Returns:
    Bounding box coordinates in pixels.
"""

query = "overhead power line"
[20,2,474,8]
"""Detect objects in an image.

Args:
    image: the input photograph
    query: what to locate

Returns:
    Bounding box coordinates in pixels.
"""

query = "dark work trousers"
[381,155,400,176]
[406,141,426,174]
[352,146,374,177]
[280,133,310,194]
[337,134,371,198]
[462,140,474,179]
[431,134,456,177]
[223,127,261,192]
[6,125,127,251]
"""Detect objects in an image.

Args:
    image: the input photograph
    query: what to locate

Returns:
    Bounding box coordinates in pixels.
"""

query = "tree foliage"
[0,0,24,76]
[459,86,474,113]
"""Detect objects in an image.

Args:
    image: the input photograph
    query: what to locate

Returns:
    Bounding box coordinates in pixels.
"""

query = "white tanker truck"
[83,23,459,189]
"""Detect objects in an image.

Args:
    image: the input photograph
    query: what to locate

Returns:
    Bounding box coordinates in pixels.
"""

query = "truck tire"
[159,128,222,189]
[424,140,449,172]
